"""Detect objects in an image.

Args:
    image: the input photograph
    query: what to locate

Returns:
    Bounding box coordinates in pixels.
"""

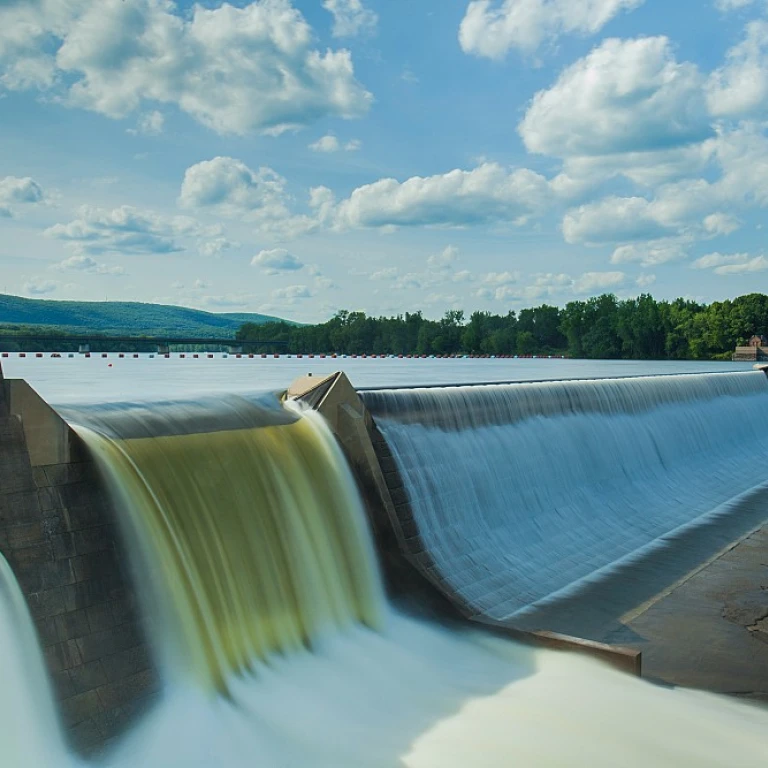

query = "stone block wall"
[0,365,159,755]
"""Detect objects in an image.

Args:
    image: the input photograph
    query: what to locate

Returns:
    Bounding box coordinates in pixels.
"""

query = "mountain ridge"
[0,294,291,338]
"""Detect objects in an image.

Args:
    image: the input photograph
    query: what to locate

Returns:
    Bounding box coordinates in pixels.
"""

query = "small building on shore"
[733,334,768,361]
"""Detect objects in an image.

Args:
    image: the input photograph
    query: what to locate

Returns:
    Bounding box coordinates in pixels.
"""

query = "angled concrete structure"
[0,362,158,756]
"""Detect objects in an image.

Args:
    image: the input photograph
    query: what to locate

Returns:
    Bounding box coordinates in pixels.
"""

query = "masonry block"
[0,362,158,755]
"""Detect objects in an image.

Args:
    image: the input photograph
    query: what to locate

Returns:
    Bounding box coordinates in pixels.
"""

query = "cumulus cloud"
[703,212,741,235]
[459,0,644,59]
[309,134,361,152]
[272,284,312,300]
[180,156,316,239]
[692,251,768,274]
[478,271,626,302]
[333,163,552,229]
[428,245,459,268]
[563,197,673,245]
[715,0,759,11]
[252,248,304,273]
[24,278,57,295]
[0,0,372,135]
[520,37,711,161]
[708,20,768,118]
[369,267,399,281]
[198,237,238,258]
[611,240,689,266]
[44,205,195,255]
[0,175,44,215]
[636,273,657,288]
[310,135,341,153]
[323,0,378,38]
[571,271,626,294]
[128,110,165,136]
[52,254,125,275]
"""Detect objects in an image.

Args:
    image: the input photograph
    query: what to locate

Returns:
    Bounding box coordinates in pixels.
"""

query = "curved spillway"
[363,372,768,633]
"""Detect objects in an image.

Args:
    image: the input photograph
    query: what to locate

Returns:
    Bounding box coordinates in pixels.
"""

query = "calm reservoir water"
[0,355,755,403]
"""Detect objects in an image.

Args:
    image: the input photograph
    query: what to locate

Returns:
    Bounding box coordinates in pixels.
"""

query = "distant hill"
[0,294,289,338]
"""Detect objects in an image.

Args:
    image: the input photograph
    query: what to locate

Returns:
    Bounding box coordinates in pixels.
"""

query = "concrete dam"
[1,361,768,766]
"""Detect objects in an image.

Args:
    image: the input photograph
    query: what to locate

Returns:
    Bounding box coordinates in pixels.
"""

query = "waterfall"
[0,554,75,768]
[363,372,768,629]
[66,395,384,693]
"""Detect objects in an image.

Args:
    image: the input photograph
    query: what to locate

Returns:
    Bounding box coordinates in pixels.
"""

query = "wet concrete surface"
[620,525,768,699]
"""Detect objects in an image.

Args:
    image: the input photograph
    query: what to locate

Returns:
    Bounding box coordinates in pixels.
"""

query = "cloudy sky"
[1,0,767,322]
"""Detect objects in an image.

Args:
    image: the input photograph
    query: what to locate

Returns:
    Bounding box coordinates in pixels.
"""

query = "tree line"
[237,293,768,360]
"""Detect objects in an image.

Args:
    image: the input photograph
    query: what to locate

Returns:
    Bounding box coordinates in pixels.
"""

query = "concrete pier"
[0,363,158,755]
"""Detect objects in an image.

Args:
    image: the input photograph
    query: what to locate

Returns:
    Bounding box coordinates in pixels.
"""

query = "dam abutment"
[0,363,158,754]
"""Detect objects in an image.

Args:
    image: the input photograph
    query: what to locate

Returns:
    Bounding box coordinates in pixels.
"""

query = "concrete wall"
[0,364,158,756]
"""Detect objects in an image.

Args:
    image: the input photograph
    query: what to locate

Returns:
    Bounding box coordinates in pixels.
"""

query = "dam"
[1,359,768,765]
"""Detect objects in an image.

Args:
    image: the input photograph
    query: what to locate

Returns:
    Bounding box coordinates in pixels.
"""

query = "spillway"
[1,370,768,766]
[363,371,768,636]
[68,395,383,694]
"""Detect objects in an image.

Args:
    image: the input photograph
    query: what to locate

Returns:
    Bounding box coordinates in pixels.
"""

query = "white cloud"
[323,0,378,38]
[520,37,710,161]
[369,267,399,281]
[692,251,768,274]
[563,197,672,245]
[272,284,312,300]
[715,0,758,11]
[611,240,689,266]
[310,135,341,153]
[427,245,459,268]
[128,110,165,136]
[0,0,372,136]
[636,273,657,288]
[459,0,644,59]
[314,276,335,290]
[333,163,552,229]
[198,237,238,258]
[44,205,191,255]
[0,176,44,216]
[452,270,473,283]
[708,20,768,118]
[24,278,57,295]
[571,271,626,294]
[308,134,361,153]
[252,248,304,272]
[52,254,125,275]
[703,212,740,235]
[179,156,315,239]
[483,270,520,285]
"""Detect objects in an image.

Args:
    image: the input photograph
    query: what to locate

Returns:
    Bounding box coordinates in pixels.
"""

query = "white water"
[364,372,768,629]
[2,376,768,766]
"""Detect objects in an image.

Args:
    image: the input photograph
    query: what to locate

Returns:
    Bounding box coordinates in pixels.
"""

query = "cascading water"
[363,372,768,634]
[2,384,768,767]
[68,395,383,693]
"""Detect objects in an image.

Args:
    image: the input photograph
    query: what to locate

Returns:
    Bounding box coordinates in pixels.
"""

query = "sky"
[1,0,767,323]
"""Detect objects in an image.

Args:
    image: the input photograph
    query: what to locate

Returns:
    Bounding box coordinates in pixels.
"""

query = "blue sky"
[1,0,767,322]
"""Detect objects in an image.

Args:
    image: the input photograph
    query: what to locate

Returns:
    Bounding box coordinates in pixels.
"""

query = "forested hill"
[237,293,768,360]
[0,294,286,337]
